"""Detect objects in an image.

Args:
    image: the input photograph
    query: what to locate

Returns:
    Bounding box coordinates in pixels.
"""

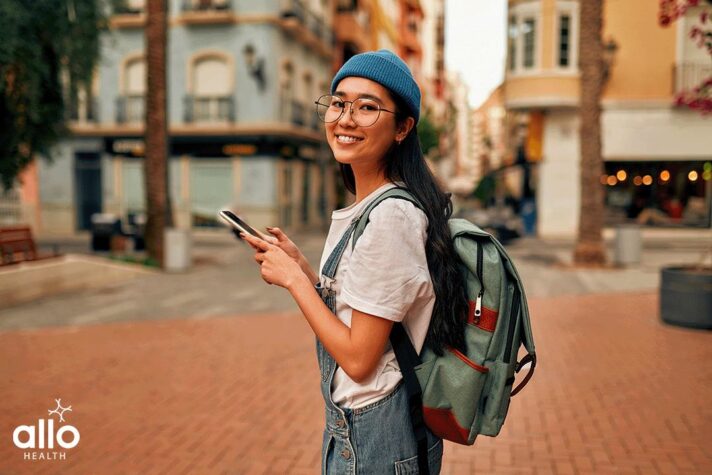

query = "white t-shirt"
[318,181,436,409]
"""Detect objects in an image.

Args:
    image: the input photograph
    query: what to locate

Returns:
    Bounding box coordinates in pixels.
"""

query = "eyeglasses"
[314,94,396,127]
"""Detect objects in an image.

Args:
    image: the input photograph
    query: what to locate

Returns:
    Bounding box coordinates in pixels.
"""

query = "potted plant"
[660,235,712,329]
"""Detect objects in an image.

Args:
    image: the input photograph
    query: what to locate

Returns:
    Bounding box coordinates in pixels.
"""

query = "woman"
[240,50,468,474]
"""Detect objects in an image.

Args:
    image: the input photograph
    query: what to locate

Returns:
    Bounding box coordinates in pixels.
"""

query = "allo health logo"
[12,398,80,461]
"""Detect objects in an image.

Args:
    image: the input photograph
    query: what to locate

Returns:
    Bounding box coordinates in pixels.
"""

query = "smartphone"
[218,210,269,240]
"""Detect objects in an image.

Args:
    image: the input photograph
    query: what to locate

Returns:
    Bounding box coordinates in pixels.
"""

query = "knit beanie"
[330,49,421,123]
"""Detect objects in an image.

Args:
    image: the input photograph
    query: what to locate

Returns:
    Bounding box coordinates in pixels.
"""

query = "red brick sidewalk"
[1,292,711,475]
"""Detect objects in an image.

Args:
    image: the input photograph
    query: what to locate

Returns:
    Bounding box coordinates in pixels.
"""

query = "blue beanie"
[331,49,421,123]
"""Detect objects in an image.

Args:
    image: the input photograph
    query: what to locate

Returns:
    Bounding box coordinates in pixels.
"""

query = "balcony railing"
[67,96,99,123]
[281,0,306,23]
[116,95,145,123]
[112,0,144,14]
[673,62,712,94]
[306,11,324,40]
[184,95,235,123]
[310,107,320,131]
[291,100,306,127]
[182,0,231,11]
[336,0,358,13]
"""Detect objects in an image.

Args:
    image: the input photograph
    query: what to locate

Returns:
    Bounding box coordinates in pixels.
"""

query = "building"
[503,0,712,237]
[17,0,339,236]
[441,71,475,194]
[419,0,447,144]
[472,85,507,177]
[398,0,424,85]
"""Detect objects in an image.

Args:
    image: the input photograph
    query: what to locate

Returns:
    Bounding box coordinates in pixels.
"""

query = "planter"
[660,266,712,329]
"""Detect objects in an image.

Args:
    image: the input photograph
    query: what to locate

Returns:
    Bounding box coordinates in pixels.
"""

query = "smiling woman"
[242,49,468,474]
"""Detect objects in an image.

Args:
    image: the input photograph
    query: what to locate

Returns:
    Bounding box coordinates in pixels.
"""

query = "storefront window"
[603,161,712,228]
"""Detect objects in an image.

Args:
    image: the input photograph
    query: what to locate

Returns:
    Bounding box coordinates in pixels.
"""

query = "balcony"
[182,0,231,12]
[401,25,421,54]
[281,0,307,23]
[183,95,235,123]
[310,106,320,132]
[113,0,143,14]
[280,0,333,58]
[280,97,312,129]
[334,6,370,52]
[291,100,306,127]
[110,0,146,28]
[179,0,232,25]
[337,0,358,12]
[67,96,99,123]
[673,62,712,95]
[116,95,145,124]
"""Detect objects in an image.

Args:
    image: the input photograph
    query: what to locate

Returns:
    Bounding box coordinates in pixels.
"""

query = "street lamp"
[602,37,619,84]
[243,43,266,91]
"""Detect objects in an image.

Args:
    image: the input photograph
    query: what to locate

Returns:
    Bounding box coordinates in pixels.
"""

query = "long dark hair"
[338,91,468,356]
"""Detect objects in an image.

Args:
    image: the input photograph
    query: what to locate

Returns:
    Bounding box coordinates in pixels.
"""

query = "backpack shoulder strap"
[351,185,431,473]
[351,186,422,251]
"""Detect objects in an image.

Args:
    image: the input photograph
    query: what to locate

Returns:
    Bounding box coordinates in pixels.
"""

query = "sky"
[445,0,508,109]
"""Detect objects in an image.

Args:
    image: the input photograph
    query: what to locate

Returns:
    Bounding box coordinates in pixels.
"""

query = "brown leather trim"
[447,346,488,374]
[467,300,498,332]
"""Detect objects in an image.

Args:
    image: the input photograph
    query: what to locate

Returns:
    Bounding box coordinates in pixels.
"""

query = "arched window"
[125,58,145,94]
[186,53,233,122]
[118,57,145,123]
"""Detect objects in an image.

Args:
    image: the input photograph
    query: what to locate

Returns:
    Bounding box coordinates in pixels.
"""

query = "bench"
[0,226,59,266]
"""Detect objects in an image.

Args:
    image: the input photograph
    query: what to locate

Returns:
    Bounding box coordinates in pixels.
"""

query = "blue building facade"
[38,0,338,235]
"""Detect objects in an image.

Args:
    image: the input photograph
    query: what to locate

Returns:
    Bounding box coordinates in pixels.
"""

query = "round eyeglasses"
[314,94,396,127]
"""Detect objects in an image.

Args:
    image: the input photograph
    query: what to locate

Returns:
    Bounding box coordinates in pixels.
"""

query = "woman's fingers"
[266,227,287,241]
[240,232,270,251]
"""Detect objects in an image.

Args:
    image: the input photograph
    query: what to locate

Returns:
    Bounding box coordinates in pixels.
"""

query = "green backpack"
[351,186,537,474]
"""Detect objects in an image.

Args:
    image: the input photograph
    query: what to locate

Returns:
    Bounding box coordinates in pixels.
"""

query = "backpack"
[350,186,537,474]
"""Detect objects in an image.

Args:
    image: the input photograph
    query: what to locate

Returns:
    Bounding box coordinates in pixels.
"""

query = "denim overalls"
[314,216,443,475]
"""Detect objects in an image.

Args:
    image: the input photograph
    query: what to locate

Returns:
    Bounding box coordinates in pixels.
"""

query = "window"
[118,57,145,123]
[194,57,230,96]
[508,16,517,71]
[190,161,233,227]
[125,59,145,95]
[523,18,536,69]
[186,54,233,122]
[506,3,543,74]
[558,14,570,67]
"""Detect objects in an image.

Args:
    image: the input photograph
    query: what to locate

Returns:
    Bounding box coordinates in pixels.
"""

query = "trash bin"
[91,213,122,252]
[128,213,146,251]
[614,224,641,266]
[164,228,192,272]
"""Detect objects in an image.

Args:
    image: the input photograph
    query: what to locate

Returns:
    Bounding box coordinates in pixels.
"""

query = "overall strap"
[315,218,358,310]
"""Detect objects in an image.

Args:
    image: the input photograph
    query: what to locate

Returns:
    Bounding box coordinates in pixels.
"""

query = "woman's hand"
[241,232,307,290]
[265,227,304,263]
[264,227,319,285]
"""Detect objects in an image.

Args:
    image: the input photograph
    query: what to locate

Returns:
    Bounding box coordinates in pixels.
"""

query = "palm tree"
[574,0,606,265]
[144,0,171,267]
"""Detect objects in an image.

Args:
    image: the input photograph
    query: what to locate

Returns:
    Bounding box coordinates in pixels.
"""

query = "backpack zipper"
[474,241,484,324]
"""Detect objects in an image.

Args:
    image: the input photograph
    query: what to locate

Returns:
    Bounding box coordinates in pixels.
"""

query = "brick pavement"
[1,291,711,475]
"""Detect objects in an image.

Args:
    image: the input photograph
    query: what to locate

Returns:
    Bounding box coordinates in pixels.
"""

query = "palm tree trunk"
[574,0,607,265]
[144,0,169,267]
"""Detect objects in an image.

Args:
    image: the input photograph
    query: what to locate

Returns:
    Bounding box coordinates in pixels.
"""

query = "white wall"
[538,109,580,237]
[602,106,712,160]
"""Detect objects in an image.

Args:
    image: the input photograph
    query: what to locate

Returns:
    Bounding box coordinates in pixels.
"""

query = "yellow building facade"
[504,0,712,237]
